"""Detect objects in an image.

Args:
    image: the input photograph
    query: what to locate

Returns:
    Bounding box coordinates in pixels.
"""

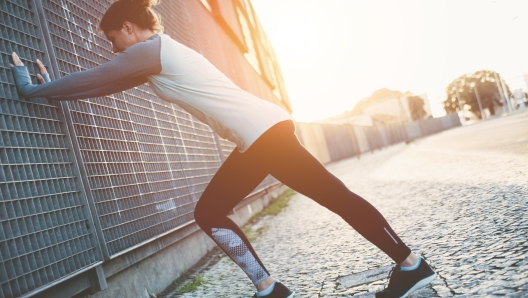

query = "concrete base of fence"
[91,228,216,298]
[33,183,288,298]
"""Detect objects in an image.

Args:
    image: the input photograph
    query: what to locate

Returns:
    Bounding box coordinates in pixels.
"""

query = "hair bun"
[101,0,163,33]
[123,0,159,9]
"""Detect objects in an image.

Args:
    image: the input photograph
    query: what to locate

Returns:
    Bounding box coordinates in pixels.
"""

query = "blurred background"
[0,1,526,297]
[252,0,528,122]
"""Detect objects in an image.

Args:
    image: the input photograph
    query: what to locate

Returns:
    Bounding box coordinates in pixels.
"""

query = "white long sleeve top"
[12,33,292,152]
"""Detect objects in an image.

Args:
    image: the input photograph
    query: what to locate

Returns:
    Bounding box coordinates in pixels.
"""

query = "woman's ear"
[122,21,133,35]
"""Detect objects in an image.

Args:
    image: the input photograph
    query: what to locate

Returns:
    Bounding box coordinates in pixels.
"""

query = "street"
[162,112,528,297]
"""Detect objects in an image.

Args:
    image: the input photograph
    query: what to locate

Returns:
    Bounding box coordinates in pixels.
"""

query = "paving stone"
[337,267,392,289]
[161,113,528,297]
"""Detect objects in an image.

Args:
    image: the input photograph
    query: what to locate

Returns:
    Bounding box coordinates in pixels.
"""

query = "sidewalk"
[161,112,528,297]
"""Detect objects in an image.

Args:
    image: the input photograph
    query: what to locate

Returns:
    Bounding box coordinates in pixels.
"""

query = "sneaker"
[252,281,294,298]
[375,257,436,298]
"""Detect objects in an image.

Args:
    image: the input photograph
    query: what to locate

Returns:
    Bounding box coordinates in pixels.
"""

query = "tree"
[407,95,427,121]
[443,70,510,119]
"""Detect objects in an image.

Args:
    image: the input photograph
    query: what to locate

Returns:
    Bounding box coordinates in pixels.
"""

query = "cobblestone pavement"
[162,112,528,297]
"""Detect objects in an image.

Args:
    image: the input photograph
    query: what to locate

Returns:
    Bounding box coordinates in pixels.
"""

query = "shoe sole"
[287,291,295,298]
[399,273,436,298]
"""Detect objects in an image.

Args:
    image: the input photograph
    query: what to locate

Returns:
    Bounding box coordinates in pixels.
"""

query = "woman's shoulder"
[157,33,180,44]
[124,33,163,56]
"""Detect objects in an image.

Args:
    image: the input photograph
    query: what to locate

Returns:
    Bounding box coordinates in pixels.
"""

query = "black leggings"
[194,120,411,285]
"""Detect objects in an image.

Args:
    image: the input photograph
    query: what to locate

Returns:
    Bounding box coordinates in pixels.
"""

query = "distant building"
[321,89,432,126]
[321,114,374,126]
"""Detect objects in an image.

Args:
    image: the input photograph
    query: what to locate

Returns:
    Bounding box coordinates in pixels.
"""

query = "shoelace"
[384,265,402,289]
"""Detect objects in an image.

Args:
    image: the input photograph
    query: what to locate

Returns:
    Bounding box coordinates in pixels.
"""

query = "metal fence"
[0,1,105,297]
[0,1,280,297]
[297,114,462,164]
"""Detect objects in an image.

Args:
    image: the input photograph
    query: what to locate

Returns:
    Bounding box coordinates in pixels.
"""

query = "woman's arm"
[39,72,149,101]
[11,35,161,100]
[13,59,148,100]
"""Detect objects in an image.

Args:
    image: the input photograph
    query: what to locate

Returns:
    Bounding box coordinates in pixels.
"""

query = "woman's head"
[100,0,163,52]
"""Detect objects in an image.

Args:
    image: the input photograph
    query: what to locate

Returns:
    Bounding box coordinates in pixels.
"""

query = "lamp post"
[454,79,466,124]
[494,72,508,113]
[473,85,486,120]
[500,75,514,112]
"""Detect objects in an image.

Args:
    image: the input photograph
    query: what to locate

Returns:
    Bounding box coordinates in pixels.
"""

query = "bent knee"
[193,201,222,232]
[193,201,207,226]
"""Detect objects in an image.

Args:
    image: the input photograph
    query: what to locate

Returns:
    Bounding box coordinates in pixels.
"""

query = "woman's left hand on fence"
[10,52,49,84]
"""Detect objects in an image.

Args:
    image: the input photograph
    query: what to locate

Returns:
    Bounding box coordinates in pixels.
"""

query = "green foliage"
[407,95,427,121]
[443,70,509,118]
[255,188,295,219]
[242,189,295,241]
[242,225,259,242]
[177,275,207,294]
[249,188,295,223]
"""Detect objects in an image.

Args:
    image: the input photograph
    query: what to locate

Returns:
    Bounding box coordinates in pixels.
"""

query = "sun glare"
[252,0,528,122]
[276,14,319,57]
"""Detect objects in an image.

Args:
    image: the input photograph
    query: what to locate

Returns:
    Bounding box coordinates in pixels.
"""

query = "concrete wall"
[297,114,461,165]
[87,231,216,298]
[296,122,331,164]
[353,126,370,154]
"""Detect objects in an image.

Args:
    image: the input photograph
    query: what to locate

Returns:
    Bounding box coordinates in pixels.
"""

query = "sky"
[251,0,528,122]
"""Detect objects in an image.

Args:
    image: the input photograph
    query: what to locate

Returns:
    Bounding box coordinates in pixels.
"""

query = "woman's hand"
[9,52,24,67]
[35,58,48,84]
[10,52,49,84]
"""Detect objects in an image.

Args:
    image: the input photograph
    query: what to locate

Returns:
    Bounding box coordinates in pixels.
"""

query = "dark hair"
[99,0,163,33]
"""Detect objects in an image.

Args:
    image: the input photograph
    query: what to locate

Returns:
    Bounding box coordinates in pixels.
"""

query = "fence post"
[90,265,108,293]
[212,133,226,162]
[33,0,110,260]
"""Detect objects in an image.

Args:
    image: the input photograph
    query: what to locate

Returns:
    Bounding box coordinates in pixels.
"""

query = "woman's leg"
[195,119,411,287]
[194,146,271,286]
[259,121,411,264]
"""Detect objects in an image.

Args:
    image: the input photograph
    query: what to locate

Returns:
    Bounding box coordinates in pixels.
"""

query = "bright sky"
[251,0,528,122]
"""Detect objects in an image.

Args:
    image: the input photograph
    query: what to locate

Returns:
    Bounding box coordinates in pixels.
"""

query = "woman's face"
[105,24,137,53]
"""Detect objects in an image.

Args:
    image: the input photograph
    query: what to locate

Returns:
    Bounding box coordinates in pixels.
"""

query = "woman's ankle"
[399,252,419,267]
[256,276,275,291]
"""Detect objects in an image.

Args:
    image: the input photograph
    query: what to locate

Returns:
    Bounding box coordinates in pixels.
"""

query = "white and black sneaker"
[252,281,294,298]
[375,257,436,298]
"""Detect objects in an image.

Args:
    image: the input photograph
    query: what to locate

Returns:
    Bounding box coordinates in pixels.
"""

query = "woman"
[10,0,436,297]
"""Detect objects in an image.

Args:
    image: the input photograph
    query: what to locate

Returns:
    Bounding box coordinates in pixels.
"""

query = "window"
[260,36,282,100]
[243,0,256,27]
[266,56,282,100]
[236,6,260,74]
[200,0,212,12]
